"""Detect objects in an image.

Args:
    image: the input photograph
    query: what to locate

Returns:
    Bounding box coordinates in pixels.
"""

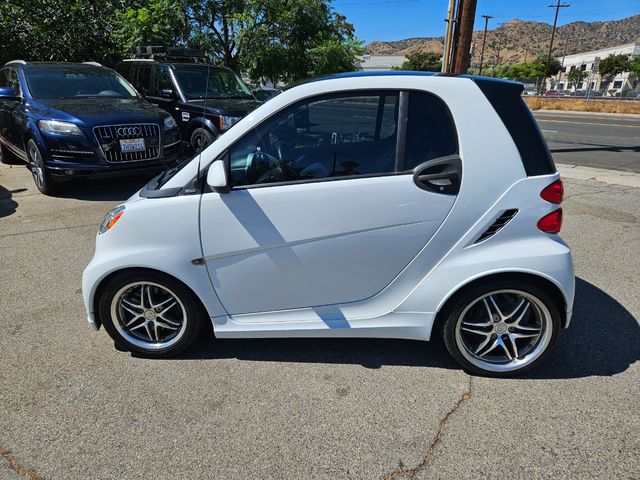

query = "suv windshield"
[173,67,253,100]
[25,66,138,99]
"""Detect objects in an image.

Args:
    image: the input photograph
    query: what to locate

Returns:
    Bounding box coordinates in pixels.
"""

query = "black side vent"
[474,209,518,244]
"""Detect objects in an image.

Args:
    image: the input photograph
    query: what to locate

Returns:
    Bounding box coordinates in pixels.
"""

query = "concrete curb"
[533,109,640,118]
[557,163,640,188]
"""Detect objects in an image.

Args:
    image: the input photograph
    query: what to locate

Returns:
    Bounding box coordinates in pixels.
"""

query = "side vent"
[474,209,518,244]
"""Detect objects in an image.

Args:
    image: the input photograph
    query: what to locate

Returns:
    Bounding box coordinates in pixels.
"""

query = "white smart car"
[82,72,574,376]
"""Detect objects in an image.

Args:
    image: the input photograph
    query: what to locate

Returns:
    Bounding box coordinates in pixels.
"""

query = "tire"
[26,139,60,195]
[190,127,215,153]
[442,280,561,377]
[98,270,206,357]
[0,142,23,165]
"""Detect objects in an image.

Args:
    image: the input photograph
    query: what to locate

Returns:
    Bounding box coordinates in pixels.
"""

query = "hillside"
[365,14,640,65]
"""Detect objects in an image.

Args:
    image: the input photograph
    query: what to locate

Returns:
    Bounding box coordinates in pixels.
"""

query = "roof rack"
[82,61,102,67]
[129,46,207,63]
[4,60,26,66]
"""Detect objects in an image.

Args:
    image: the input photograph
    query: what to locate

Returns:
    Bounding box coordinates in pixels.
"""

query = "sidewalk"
[557,163,640,188]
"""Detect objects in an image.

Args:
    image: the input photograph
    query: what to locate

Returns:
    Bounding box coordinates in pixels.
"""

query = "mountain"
[365,14,640,65]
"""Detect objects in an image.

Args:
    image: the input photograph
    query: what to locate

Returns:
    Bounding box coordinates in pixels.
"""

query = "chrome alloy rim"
[454,290,553,373]
[110,282,187,350]
[28,143,44,189]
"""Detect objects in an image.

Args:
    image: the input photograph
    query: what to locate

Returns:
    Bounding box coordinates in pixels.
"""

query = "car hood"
[35,98,166,127]
[189,98,260,117]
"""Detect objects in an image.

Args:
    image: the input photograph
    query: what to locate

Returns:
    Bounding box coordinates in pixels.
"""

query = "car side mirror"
[160,88,176,99]
[207,159,229,193]
[0,87,20,101]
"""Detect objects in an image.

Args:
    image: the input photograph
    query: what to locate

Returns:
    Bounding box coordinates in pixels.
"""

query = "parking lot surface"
[1,161,638,479]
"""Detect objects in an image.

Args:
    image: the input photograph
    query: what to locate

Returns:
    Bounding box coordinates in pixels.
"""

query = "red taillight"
[540,179,563,204]
[537,208,563,234]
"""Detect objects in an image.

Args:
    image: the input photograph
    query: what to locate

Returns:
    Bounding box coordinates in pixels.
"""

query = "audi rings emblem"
[117,127,142,136]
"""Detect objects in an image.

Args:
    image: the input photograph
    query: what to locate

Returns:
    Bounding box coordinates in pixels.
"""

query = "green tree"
[114,0,190,54]
[397,52,442,72]
[566,68,588,89]
[598,54,631,82]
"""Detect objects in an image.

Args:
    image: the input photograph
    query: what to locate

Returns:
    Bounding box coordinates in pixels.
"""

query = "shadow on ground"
[54,175,153,202]
[160,278,639,378]
[0,184,19,218]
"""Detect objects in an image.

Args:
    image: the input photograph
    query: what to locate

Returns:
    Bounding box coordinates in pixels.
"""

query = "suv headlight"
[163,115,177,130]
[219,115,242,131]
[99,205,125,234]
[38,120,83,136]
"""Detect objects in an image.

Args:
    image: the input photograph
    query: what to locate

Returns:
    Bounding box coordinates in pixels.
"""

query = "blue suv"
[0,61,185,194]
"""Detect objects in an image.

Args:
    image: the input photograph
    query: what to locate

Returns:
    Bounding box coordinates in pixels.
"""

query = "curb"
[557,163,640,188]
[533,109,640,118]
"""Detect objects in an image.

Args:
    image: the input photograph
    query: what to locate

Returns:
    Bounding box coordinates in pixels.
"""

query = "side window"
[229,92,399,187]
[135,66,151,95]
[403,91,458,171]
[1,68,20,94]
[154,66,173,95]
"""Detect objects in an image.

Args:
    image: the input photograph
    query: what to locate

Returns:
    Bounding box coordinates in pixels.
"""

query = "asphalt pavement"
[1,144,639,479]
[534,110,640,173]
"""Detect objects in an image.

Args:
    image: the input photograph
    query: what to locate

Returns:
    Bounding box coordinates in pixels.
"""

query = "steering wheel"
[247,149,284,184]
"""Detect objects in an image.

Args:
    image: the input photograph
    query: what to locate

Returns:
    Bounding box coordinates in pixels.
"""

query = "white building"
[358,54,406,71]
[549,39,640,96]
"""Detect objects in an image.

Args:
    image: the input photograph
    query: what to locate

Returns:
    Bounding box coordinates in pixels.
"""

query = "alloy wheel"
[454,289,553,373]
[28,142,44,190]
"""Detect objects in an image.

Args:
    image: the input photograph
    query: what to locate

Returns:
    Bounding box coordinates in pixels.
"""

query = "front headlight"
[219,115,242,131]
[38,120,83,136]
[99,205,125,234]
[163,115,177,130]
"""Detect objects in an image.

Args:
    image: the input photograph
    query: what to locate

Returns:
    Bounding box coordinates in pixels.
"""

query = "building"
[358,54,406,71]
[548,39,640,96]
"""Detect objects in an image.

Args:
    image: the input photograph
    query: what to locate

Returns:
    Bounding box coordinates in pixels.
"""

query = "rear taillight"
[540,179,563,204]
[537,208,563,234]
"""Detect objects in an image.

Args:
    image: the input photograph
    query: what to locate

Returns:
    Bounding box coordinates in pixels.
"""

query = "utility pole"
[442,0,457,73]
[478,14,493,76]
[450,0,478,74]
[543,0,570,91]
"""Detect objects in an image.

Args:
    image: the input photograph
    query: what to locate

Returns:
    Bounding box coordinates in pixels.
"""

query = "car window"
[403,91,458,170]
[173,67,253,100]
[229,91,399,187]
[0,68,21,94]
[154,66,174,95]
[24,66,137,99]
[135,66,152,95]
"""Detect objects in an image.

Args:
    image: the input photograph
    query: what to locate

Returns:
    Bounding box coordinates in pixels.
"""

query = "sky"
[332,0,640,44]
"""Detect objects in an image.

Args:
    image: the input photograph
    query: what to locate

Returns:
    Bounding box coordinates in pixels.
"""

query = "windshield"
[173,68,253,100]
[25,66,138,99]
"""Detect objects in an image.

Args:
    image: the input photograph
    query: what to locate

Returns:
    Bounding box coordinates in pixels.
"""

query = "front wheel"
[98,271,207,357]
[27,139,60,195]
[190,127,215,153]
[442,281,561,376]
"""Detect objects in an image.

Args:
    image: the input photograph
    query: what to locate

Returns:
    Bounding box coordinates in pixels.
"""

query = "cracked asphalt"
[1,161,638,479]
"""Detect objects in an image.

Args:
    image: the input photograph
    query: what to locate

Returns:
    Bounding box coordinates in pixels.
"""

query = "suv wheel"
[190,127,215,153]
[98,270,206,357]
[442,280,561,377]
[27,139,60,195]
[0,143,22,165]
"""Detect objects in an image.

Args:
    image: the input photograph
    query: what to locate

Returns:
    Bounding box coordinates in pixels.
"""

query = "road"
[533,110,640,173]
[1,159,638,479]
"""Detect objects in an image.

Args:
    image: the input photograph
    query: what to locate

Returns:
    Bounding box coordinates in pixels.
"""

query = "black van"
[118,47,260,152]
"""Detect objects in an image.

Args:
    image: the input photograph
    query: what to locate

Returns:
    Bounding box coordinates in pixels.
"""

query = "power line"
[543,0,570,86]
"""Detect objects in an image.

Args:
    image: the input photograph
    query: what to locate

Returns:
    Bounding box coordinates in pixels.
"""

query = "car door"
[199,90,461,316]
[0,68,24,151]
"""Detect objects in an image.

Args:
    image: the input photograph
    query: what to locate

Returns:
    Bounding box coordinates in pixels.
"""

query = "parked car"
[83,72,574,376]
[544,89,561,97]
[118,49,260,153]
[0,61,184,194]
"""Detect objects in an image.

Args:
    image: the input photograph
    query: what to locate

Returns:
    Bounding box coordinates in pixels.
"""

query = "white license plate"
[119,138,146,153]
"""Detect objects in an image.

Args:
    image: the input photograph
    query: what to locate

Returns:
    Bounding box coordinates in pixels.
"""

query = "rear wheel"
[98,270,206,357]
[442,280,560,376]
[27,139,60,195]
[190,127,215,153]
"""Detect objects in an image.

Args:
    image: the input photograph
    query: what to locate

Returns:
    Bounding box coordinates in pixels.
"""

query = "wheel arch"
[431,271,568,338]
[92,266,213,333]
[187,117,219,140]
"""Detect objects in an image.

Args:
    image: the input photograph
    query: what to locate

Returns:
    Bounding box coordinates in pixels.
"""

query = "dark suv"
[118,50,259,152]
[0,61,184,194]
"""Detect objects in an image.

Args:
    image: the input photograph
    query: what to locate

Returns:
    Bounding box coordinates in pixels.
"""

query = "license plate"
[119,138,146,153]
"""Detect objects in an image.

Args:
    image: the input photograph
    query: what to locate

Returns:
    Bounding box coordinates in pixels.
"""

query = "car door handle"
[412,154,462,195]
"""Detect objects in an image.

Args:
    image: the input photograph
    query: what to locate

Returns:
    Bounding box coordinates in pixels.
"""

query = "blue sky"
[332,0,640,44]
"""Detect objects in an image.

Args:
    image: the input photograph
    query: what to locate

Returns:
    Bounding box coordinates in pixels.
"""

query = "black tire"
[98,270,206,358]
[26,139,60,195]
[0,142,23,165]
[190,127,215,153]
[441,279,561,377]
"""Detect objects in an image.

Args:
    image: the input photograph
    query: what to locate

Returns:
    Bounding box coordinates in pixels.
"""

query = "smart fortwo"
[82,72,574,376]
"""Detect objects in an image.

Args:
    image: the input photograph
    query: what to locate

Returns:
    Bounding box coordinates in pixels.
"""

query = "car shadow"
[0,184,19,218]
[155,277,639,378]
[54,175,153,202]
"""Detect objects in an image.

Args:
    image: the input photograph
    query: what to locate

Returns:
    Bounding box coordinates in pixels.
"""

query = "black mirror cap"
[160,88,175,99]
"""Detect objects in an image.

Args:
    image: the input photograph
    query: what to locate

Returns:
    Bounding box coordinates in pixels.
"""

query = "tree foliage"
[598,54,631,80]
[566,68,588,86]
[397,52,442,72]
